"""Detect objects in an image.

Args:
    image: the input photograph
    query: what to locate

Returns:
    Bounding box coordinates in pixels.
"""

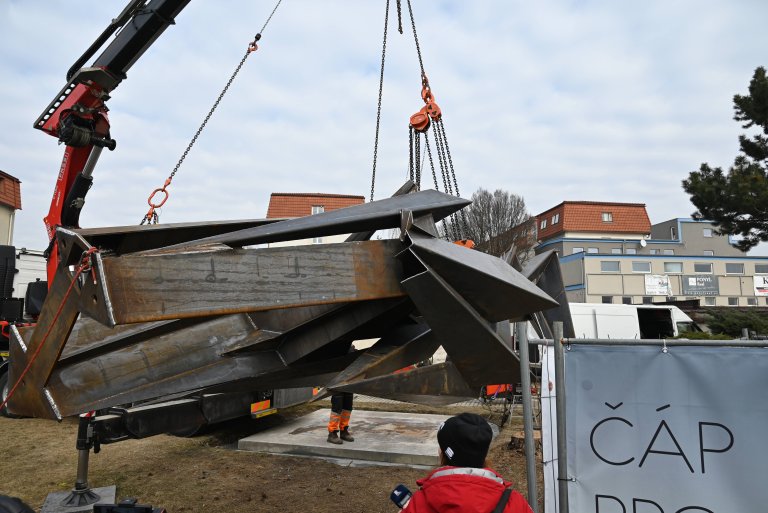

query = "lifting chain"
[400,0,468,241]
[140,0,284,225]
[369,0,392,203]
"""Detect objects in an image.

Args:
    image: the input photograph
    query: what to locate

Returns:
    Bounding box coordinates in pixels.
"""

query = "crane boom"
[36,0,192,282]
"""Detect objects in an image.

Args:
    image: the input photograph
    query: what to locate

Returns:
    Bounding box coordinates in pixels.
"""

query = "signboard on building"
[644,274,670,296]
[681,274,719,295]
[754,275,768,297]
[564,345,768,512]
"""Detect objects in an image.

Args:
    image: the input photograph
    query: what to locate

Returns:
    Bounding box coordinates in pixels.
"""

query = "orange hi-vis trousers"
[327,410,352,432]
[328,393,353,432]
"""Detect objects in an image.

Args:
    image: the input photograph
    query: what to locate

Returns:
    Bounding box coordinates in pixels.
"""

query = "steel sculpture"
[7,186,559,420]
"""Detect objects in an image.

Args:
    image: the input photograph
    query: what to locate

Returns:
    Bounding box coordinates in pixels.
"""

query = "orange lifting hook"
[409,73,442,132]
[141,177,172,225]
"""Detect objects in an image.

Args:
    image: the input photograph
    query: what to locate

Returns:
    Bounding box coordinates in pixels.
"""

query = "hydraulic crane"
[5,0,562,442]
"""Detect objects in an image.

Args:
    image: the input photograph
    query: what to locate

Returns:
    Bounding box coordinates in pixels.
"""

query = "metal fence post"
[517,322,538,512]
[553,321,569,513]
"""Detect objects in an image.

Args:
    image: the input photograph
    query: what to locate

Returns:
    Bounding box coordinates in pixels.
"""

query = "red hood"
[405,466,530,513]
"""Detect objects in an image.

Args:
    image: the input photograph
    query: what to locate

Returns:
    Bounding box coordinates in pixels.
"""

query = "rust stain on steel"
[353,241,404,299]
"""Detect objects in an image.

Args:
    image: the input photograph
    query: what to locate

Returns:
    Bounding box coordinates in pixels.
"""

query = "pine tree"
[683,66,768,251]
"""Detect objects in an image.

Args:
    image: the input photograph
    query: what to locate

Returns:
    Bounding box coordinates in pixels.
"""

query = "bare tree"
[442,188,534,263]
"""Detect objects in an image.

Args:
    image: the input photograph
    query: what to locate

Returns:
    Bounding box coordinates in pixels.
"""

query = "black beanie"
[437,412,492,468]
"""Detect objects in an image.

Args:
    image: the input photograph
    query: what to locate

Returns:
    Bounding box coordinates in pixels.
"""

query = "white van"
[569,303,699,339]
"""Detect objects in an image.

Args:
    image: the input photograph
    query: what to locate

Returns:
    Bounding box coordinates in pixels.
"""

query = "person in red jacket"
[399,412,533,513]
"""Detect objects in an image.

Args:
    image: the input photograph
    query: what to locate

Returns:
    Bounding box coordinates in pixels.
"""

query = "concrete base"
[238,409,448,467]
[41,486,116,513]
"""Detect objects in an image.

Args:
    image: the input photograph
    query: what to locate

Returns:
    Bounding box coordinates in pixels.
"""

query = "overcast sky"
[2,0,767,254]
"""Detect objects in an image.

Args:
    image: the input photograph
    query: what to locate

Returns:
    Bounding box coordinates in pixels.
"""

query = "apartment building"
[535,201,768,307]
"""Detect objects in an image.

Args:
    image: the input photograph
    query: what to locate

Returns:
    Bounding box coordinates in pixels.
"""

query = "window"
[725,263,744,275]
[670,227,677,239]
[649,249,658,255]
[642,297,653,304]
[572,247,584,254]
[703,250,714,256]
[601,261,620,272]
[602,296,613,304]
[632,261,651,273]
[587,247,599,254]
[622,296,632,305]
[611,248,622,254]
[728,297,739,306]
[540,219,547,229]
[313,236,323,244]
[704,297,716,306]
[663,249,675,255]
[311,205,325,215]
[664,262,683,273]
[747,298,758,306]
[602,212,613,222]
[703,228,713,238]
[625,248,637,255]
[694,263,713,273]
[756,264,768,274]
[552,213,560,224]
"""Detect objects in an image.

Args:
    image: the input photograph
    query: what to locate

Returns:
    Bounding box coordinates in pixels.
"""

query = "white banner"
[644,274,670,296]
[753,275,768,296]
[564,345,768,513]
[540,345,558,513]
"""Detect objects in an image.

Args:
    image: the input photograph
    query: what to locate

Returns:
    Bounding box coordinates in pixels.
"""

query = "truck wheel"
[0,371,22,419]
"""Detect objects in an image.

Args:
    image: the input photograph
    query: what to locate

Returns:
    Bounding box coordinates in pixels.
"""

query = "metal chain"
[405,0,425,78]
[168,49,251,184]
[370,0,391,203]
[403,0,468,240]
[432,121,461,238]
[414,131,421,190]
[424,133,456,240]
[259,0,283,34]
[433,121,452,195]
[140,0,284,224]
[438,119,469,237]
[424,133,439,192]
[408,125,414,183]
[396,0,403,34]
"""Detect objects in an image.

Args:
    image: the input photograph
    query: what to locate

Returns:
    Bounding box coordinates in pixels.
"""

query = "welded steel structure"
[7,187,559,421]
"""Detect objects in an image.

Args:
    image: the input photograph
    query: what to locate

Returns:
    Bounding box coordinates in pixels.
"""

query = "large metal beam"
[406,234,559,321]
[158,189,469,250]
[70,218,283,255]
[329,362,476,406]
[522,250,575,338]
[321,322,439,393]
[401,260,524,389]
[79,240,406,326]
[7,264,84,418]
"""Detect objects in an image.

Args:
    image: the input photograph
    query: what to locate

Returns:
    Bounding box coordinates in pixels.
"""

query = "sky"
[1,0,767,254]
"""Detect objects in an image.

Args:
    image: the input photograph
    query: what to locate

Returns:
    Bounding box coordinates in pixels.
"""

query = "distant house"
[0,170,22,245]
[265,192,365,247]
[535,200,768,307]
